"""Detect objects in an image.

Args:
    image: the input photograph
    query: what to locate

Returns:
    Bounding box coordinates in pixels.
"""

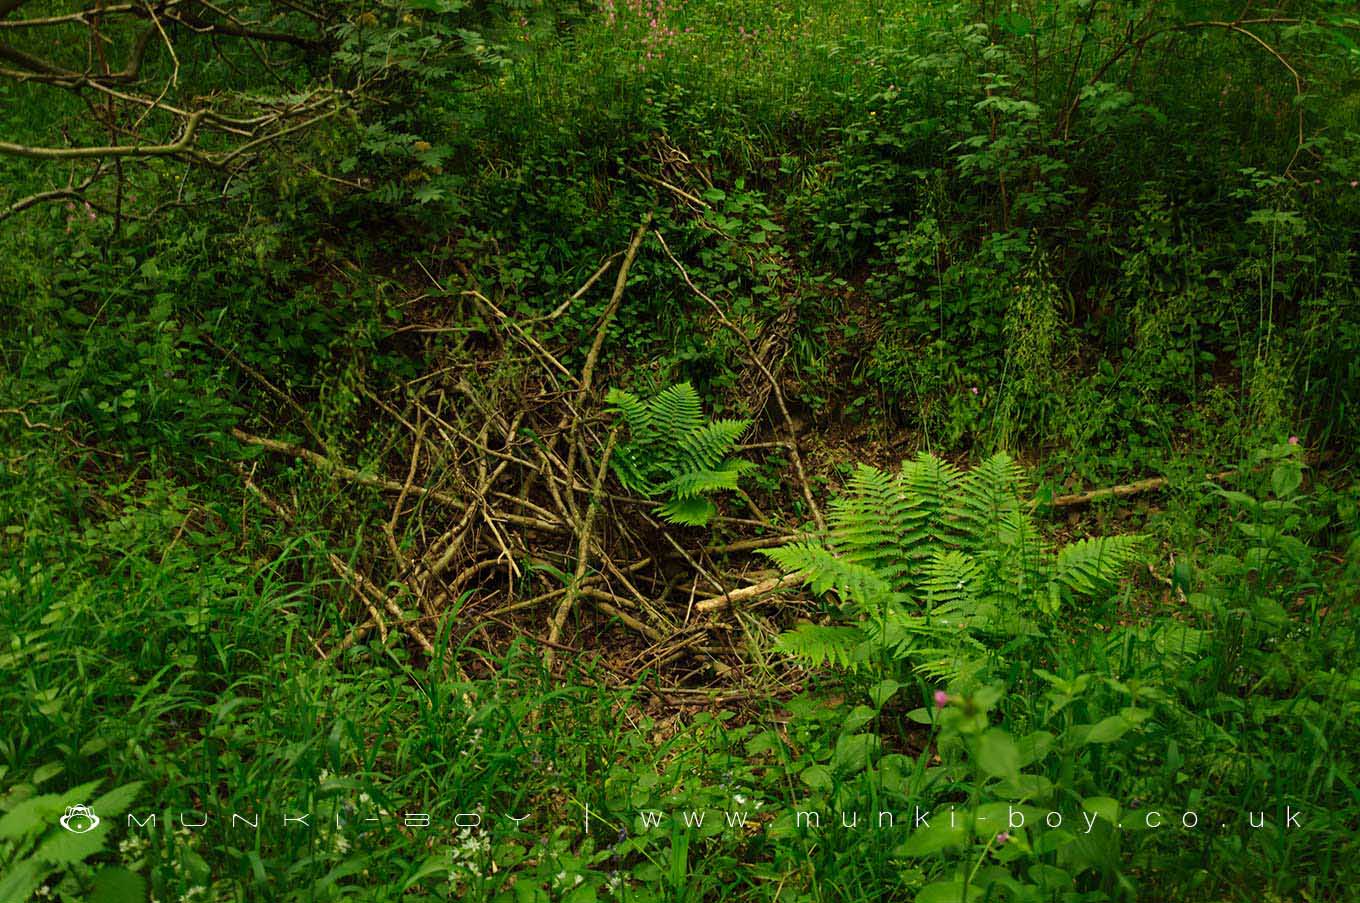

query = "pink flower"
[933,690,949,709]
[970,386,979,395]
[1351,181,1358,188]
[996,832,1010,845]
[1288,435,1299,445]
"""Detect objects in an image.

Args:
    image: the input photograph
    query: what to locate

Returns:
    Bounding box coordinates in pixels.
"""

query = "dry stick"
[577,214,654,406]
[0,109,206,158]
[624,165,710,209]
[694,569,809,614]
[1049,469,1237,509]
[328,552,388,644]
[329,552,438,656]
[697,535,806,556]
[208,335,327,451]
[231,427,463,507]
[384,415,424,571]
[419,412,524,581]
[559,212,654,509]
[578,588,665,643]
[463,289,577,385]
[590,537,675,633]
[545,429,619,670]
[1,161,105,222]
[234,463,368,658]
[237,425,556,534]
[652,230,826,532]
[529,251,622,324]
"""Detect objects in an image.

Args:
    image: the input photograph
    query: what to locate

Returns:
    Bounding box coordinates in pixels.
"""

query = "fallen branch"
[1049,469,1236,508]
[231,426,463,508]
[695,569,808,614]
[0,109,205,158]
[546,429,619,669]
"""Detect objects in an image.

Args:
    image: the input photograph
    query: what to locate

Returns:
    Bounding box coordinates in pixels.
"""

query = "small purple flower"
[933,690,949,709]
[996,832,1010,845]
[970,386,979,395]
[1288,435,1299,445]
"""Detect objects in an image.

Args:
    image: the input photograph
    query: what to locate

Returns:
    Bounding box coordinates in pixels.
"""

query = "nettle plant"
[605,382,754,527]
[767,452,1145,684]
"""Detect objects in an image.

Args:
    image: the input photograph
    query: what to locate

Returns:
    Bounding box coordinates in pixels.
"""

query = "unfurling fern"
[768,451,1145,684]
[605,382,754,526]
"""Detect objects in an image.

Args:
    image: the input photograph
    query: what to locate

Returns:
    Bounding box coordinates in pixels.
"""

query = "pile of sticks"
[230,214,822,694]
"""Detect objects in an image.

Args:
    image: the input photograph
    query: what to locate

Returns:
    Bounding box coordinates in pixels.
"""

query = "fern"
[774,624,873,670]
[606,382,752,527]
[766,452,1146,686]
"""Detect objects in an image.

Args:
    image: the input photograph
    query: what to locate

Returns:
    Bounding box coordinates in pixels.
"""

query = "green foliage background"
[2,0,1359,900]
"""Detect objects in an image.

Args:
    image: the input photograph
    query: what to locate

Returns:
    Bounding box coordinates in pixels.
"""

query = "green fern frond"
[829,464,914,574]
[656,495,717,527]
[605,386,650,430]
[765,449,1148,686]
[865,609,960,657]
[606,381,751,527]
[610,445,665,496]
[764,542,894,610]
[955,452,1027,535]
[912,650,989,685]
[900,452,962,543]
[660,462,753,499]
[920,550,982,611]
[774,624,872,670]
[1053,535,1146,596]
[673,419,751,473]
[646,381,705,437]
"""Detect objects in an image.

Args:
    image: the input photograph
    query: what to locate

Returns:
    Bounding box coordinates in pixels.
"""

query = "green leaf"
[1081,797,1120,827]
[0,781,101,840]
[34,818,110,866]
[1271,462,1302,498]
[915,879,984,902]
[88,867,146,903]
[800,764,833,791]
[1080,715,1132,745]
[869,679,903,707]
[896,818,967,856]
[91,783,142,820]
[975,729,1021,781]
[831,733,880,776]
[0,859,47,903]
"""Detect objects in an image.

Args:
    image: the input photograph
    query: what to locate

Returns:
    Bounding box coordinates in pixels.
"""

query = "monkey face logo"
[59,805,100,834]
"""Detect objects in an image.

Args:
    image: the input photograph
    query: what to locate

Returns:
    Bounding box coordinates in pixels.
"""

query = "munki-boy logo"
[58,805,100,834]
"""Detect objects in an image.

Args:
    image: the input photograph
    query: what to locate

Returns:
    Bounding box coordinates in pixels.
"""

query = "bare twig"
[0,109,205,158]
[694,570,808,614]
[546,429,619,668]
[653,230,825,531]
[231,427,464,507]
[1048,470,1237,508]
